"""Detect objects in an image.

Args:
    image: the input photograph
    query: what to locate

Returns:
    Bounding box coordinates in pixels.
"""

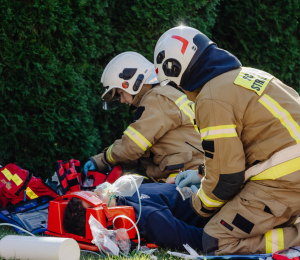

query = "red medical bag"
[81,165,123,190]
[0,163,57,207]
[46,191,136,251]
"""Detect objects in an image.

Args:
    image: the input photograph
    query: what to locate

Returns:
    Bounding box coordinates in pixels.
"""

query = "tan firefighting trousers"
[202,179,300,255]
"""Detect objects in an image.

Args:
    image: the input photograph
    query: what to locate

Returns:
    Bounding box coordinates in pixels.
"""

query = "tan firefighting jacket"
[187,67,300,217]
[93,84,204,180]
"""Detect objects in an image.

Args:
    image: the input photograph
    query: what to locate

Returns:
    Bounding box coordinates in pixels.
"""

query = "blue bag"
[0,196,53,234]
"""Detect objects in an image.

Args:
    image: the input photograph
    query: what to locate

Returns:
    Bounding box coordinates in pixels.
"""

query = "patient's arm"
[141,208,204,251]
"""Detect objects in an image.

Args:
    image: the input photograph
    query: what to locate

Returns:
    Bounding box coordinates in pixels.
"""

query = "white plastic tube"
[0,235,80,260]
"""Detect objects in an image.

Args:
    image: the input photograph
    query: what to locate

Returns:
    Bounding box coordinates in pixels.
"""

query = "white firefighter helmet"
[154,26,216,88]
[101,51,159,104]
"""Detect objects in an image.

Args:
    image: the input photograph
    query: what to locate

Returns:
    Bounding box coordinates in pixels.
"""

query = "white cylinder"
[0,235,80,260]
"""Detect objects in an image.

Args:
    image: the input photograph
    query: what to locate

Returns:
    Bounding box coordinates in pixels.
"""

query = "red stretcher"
[45,191,136,251]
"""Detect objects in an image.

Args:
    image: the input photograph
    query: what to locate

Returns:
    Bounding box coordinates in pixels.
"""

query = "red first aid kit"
[46,191,136,251]
[0,163,58,207]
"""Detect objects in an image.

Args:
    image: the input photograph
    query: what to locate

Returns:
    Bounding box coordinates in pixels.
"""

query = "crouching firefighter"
[84,52,204,183]
[155,26,300,255]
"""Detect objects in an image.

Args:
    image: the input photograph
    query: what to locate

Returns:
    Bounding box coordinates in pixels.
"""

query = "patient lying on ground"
[63,183,209,251]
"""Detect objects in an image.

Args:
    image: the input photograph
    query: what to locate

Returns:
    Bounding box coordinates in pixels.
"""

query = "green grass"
[0,226,184,260]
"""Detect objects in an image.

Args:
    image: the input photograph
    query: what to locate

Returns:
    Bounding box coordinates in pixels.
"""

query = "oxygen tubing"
[112,175,142,255]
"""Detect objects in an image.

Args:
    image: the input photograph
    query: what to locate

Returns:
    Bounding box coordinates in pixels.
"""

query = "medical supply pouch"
[0,196,53,234]
[53,159,82,195]
[0,163,58,207]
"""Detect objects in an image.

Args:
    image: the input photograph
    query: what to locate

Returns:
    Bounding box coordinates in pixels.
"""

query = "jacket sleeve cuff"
[191,189,217,218]
[90,157,100,172]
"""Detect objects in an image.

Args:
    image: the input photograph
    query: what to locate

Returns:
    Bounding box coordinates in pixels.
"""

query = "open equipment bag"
[0,195,54,234]
[53,159,82,195]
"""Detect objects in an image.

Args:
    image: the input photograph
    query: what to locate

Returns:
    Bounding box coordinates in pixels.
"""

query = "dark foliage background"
[0,0,299,178]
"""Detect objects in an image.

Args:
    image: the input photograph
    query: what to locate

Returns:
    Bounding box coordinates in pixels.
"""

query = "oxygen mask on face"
[94,175,144,200]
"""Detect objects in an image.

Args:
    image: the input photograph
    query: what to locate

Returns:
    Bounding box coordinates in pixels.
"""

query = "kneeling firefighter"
[84,52,204,183]
[154,26,300,254]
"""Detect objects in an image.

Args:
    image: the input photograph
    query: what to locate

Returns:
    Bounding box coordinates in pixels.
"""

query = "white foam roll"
[0,235,80,260]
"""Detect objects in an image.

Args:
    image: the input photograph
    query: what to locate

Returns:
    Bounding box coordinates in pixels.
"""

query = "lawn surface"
[0,226,183,260]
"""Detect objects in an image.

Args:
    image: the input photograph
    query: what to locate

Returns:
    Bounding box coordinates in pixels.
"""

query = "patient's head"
[63,194,117,237]
[63,197,87,237]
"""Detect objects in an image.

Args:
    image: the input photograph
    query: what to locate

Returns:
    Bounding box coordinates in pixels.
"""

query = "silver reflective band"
[245,143,300,181]
[160,79,171,86]
[144,69,159,85]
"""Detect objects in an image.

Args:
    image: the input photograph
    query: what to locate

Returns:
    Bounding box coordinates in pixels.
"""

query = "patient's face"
[81,192,116,209]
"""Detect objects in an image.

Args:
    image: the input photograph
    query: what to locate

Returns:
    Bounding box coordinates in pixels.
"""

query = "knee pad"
[202,231,219,255]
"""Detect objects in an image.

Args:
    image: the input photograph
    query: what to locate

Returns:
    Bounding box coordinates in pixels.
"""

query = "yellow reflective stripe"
[191,103,195,112]
[12,174,23,186]
[25,187,38,199]
[278,228,284,251]
[1,168,13,181]
[175,95,199,134]
[250,156,300,181]
[175,95,187,107]
[265,230,272,254]
[200,125,237,141]
[199,186,225,208]
[106,145,116,164]
[124,126,152,151]
[168,173,178,178]
[265,229,284,254]
[132,173,149,180]
[182,106,200,133]
[259,94,300,144]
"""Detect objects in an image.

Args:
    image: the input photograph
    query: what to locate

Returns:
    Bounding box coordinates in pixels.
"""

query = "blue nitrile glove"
[191,185,199,193]
[83,160,96,176]
[175,170,201,188]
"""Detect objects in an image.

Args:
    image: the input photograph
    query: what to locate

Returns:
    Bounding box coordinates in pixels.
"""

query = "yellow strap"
[234,67,273,96]
[168,173,178,178]
[265,228,284,253]
[250,156,300,181]
[11,174,23,186]
[1,168,13,181]
[25,187,38,199]
[199,186,226,208]
[259,94,300,144]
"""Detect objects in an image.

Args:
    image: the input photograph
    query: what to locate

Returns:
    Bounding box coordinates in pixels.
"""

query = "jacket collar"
[132,84,153,107]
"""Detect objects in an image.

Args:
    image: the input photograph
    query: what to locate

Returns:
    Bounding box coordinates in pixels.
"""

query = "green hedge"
[212,0,300,90]
[1,0,299,178]
[0,0,220,178]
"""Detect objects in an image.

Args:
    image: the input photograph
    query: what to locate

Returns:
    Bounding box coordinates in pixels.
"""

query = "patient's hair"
[63,198,86,237]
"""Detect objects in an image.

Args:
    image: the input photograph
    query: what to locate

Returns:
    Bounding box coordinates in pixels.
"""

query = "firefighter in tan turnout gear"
[84,51,204,182]
[155,26,300,254]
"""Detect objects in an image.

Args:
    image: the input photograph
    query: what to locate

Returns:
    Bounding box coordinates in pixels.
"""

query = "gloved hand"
[190,185,199,193]
[83,160,96,176]
[175,170,201,188]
